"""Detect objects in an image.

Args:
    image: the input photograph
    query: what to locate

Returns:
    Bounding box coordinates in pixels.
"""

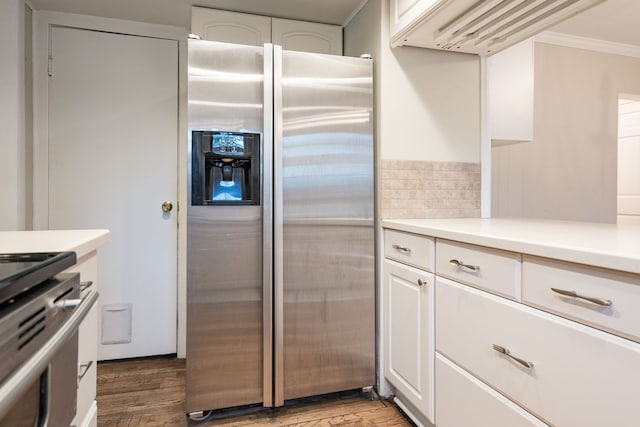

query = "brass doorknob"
[161,201,173,213]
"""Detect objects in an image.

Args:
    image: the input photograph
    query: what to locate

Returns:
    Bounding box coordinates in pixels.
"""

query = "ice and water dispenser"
[191,131,260,205]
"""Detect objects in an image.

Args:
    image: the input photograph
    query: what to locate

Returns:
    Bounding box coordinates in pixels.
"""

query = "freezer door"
[186,40,270,412]
[273,47,375,404]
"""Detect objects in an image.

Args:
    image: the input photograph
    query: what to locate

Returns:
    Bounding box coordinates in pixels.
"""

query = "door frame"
[33,10,189,358]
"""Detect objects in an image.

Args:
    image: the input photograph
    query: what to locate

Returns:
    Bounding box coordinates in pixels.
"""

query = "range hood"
[391,0,606,56]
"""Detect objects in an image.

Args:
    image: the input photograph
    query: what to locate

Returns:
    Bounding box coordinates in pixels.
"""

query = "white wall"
[343,0,481,405]
[379,2,479,163]
[493,42,640,223]
[345,0,480,164]
[0,0,27,231]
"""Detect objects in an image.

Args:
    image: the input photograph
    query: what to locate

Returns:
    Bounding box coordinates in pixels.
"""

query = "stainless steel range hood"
[391,0,606,56]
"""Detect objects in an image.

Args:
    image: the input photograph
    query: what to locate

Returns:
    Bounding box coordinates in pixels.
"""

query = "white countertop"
[382,218,640,274]
[0,229,110,260]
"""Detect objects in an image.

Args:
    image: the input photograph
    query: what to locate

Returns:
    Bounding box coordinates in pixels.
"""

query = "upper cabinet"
[487,38,534,144]
[389,0,604,56]
[271,18,342,55]
[191,8,271,46]
[191,7,343,55]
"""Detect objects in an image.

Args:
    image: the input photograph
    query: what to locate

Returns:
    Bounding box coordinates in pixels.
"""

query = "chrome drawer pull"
[417,279,426,287]
[79,281,94,291]
[78,360,94,381]
[492,344,533,369]
[550,288,612,307]
[449,259,480,272]
[392,244,411,254]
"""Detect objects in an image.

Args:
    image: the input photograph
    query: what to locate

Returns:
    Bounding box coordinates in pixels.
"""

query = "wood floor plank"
[96,356,413,427]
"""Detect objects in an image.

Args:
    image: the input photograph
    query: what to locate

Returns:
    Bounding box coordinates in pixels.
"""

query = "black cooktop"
[0,252,77,305]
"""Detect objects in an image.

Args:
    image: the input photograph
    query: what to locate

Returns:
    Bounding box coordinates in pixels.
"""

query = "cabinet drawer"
[435,239,521,300]
[384,229,434,272]
[435,353,548,427]
[436,277,640,427]
[523,255,640,344]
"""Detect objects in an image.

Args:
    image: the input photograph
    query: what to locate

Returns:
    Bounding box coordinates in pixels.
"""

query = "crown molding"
[535,31,640,58]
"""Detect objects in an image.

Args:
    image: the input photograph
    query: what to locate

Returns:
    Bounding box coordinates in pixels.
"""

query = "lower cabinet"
[436,276,640,427]
[383,259,434,423]
[435,353,547,427]
[383,225,640,427]
[68,252,99,427]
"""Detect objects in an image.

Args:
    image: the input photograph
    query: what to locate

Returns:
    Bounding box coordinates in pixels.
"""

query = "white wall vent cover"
[101,303,133,345]
[391,0,605,56]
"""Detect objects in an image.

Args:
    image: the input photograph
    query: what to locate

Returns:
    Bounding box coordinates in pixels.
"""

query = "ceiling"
[28,0,367,28]
[29,0,640,47]
[548,0,640,46]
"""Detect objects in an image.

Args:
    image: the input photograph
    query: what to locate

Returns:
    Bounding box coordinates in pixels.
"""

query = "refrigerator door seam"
[262,43,274,408]
[272,44,285,408]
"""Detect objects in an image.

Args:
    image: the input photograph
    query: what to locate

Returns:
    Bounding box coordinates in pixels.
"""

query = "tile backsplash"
[380,160,481,219]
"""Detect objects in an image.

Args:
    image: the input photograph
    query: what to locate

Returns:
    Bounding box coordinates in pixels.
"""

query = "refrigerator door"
[273,47,375,404]
[186,40,269,412]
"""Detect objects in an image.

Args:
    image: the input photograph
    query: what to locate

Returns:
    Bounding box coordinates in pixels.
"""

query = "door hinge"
[48,55,52,77]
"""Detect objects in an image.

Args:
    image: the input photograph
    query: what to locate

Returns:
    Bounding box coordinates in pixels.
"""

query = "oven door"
[0,281,98,426]
[0,331,78,427]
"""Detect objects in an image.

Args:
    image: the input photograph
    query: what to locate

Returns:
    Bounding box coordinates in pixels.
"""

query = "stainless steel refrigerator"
[186,39,374,414]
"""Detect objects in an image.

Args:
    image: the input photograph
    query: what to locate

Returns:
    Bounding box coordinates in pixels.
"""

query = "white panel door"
[48,26,178,359]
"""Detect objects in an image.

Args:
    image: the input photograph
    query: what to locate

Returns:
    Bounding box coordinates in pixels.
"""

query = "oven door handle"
[0,291,98,420]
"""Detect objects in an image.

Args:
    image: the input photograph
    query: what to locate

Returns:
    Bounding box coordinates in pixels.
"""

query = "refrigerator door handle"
[263,43,275,408]
[272,44,285,408]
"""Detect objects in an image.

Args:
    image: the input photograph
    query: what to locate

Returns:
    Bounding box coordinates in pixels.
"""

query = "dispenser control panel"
[191,131,260,206]
[211,132,246,155]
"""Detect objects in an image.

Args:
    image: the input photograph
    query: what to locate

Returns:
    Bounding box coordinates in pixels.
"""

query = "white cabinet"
[389,0,441,40]
[383,222,640,426]
[382,229,435,425]
[271,18,342,55]
[389,0,601,55]
[68,251,99,427]
[191,7,342,55]
[383,260,434,422]
[487,38,534,144]
[191,7,271,46]
[437,276,640,427]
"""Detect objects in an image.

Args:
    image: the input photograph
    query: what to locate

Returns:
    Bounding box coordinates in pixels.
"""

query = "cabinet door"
[272,18,342,55]
[191,6,271,46]
[390,0,441,39]
[384,259,434,422]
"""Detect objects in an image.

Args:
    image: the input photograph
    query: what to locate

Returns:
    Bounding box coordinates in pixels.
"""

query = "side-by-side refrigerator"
[186,39,374,414]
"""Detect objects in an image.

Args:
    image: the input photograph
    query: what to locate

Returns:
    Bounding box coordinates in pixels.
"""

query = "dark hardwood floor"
[96,356,413,427]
